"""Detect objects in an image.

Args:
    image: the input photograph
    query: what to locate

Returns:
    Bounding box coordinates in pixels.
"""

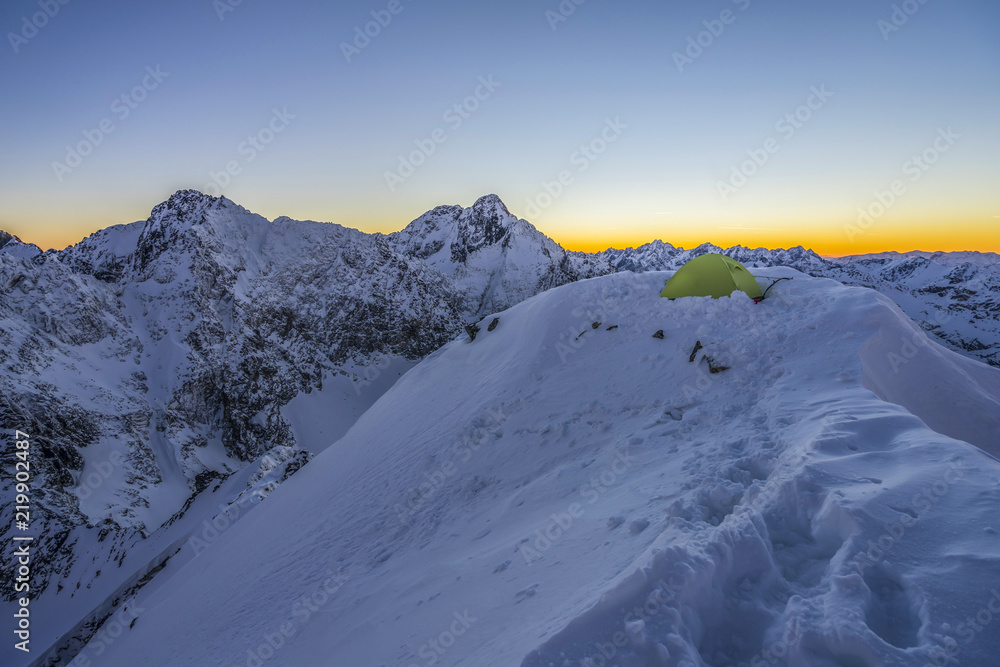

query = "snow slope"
[816,255,1000,367]
[87,270,1000,666]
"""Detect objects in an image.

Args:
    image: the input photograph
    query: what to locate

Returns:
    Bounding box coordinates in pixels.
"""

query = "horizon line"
[3,221,992,261]
[2,190,997,259]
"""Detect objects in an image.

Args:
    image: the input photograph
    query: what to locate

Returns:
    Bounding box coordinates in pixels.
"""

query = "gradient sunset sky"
[1,0,998,255]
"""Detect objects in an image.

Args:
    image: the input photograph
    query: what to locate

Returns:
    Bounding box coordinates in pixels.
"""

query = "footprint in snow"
[515,584,540,602]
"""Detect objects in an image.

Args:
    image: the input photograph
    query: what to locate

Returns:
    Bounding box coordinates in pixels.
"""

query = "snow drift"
[70,270,1000,666]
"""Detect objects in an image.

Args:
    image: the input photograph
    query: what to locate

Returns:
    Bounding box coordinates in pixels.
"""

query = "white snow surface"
[279,357,419,454]
[87,270,1000,666]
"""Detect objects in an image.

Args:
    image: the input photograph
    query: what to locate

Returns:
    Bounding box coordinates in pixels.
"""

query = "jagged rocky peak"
[690,241,726,255]
[453,194,521,257]
[130,190,251,275]
[389,194,527,266]
[635,239,677,252]
[149,189,226,223]
[723,244,828,269]
[141,189,258,242]
[466,193,515,228]
[136,190,220,250]
[599,239,680,272]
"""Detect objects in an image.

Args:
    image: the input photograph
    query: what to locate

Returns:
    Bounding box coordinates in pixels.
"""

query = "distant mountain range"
[1,191,997,665]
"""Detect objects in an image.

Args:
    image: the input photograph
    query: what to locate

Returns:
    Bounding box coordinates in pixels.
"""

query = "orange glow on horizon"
[6,215,998,258]
[555,225,1000,257]
[559,234,1000,257]
[8,229,84,253]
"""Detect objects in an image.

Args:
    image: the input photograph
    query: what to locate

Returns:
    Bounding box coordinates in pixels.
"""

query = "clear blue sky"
[1,0,998,254]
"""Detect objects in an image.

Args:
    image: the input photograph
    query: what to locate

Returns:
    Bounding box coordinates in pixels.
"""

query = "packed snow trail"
[88,270,1000,666]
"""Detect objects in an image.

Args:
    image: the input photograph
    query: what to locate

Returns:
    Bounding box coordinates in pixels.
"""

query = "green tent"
[660,253,764,300]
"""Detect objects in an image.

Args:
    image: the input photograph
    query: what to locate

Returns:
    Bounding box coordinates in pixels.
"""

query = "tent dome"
[660,253,764,300]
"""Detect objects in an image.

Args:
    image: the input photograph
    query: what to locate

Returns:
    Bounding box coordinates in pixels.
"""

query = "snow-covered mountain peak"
[54,190,257,283]
[470,192,511,215]
[725,244,828,271]
[141,189,266,248]
[390,194,521,265]
[386,194,611,315]
[635,239,677,252]
[692,241,725,254]
[0,230,21,249]
[0,230,41,258]
[465,192,516,229]
[454,193,523,256]
[128,190,272,279]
